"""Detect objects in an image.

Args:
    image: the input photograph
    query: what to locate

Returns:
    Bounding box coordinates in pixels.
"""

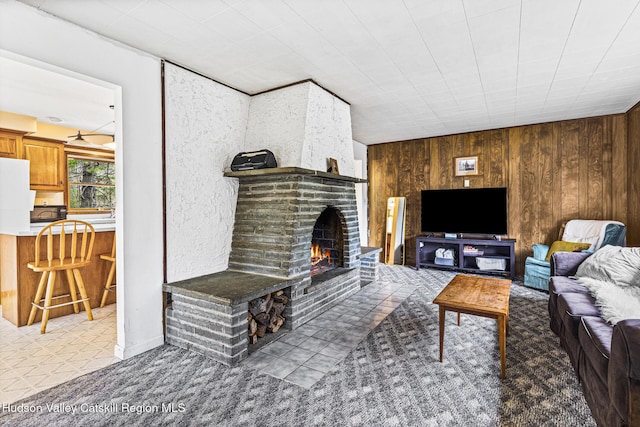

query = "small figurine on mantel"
[327,157,340,174]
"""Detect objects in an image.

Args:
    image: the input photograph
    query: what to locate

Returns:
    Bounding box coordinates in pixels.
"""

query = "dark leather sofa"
[548,251,640,427]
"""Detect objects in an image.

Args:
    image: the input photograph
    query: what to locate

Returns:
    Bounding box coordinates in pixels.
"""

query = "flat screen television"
[421,187,508,236]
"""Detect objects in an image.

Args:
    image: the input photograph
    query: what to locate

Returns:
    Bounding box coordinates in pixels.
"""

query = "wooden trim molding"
[252,78,351,106]
[65,145,114,160]
[163,59,249,96]
[628,99,640,114]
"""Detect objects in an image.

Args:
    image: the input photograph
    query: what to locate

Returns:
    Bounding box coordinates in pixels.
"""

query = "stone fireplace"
[162,77,369,365]
[164,167,365,365]
[227,167,363,329]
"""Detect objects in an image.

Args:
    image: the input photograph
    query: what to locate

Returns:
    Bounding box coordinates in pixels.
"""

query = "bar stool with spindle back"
[99,234,116,308]
[27,219,95,334]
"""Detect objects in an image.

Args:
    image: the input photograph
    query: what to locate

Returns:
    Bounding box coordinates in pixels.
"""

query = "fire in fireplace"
[310,207,343,276]
[311,243,332,275]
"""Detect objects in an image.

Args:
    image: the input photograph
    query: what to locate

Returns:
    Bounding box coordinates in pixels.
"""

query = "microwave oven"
[30,205,67,223]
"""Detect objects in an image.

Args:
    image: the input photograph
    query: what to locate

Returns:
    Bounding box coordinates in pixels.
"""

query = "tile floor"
[0,278,415,402]
[0,304,119,404]
[244,279,417,388]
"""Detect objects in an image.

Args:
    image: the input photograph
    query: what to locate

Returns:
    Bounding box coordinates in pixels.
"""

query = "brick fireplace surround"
[163,167,367,365]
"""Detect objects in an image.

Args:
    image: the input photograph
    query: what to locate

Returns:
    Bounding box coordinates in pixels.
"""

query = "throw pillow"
[575,245,640,286]
[544,240,592,261]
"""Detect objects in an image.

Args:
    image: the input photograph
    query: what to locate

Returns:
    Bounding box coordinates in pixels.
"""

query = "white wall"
[353,140,368,245]
[0,1,164,359]
[164,63,250,282]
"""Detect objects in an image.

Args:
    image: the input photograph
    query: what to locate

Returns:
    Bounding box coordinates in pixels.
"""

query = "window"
[67,157,115,211]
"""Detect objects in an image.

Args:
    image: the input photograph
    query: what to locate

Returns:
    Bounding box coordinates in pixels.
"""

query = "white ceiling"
[13,0,640,145]
[0,55,115,135]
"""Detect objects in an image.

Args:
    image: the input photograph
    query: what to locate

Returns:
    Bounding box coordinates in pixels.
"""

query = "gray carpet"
[0,265,596,426]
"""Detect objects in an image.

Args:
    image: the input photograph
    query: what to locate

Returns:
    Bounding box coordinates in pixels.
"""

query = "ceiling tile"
[158,0,232,23]
[100,14,173,51]
[201,6,266,42]
[9,0,640,144]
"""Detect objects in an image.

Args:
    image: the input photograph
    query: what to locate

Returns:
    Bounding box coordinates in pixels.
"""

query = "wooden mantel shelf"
[224,167,367,183]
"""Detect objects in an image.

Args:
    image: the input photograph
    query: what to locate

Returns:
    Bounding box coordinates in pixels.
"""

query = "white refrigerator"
[0,157,33,234]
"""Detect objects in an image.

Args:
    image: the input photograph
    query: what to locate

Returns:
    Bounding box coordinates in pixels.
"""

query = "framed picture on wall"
[454,156,479,176]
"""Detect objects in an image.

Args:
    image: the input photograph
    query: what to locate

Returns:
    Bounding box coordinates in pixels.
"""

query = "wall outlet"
[464,179,470,187]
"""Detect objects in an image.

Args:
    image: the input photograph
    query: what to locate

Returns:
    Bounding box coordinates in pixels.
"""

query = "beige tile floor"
[245,279,417,388]
[0,304,119,404]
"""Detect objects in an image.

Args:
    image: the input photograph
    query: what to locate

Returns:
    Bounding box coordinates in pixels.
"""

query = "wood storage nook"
[248,290,288,344]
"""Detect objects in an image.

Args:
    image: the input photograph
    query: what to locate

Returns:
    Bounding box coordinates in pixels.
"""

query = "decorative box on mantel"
[164,167,368,366]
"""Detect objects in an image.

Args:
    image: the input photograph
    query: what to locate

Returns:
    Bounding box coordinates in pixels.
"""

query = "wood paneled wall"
[368,114,628,276]
[628,102,640,246]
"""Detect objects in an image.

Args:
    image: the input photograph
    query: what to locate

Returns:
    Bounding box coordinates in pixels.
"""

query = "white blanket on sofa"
[574,245,640,325]
[577,277,640,325]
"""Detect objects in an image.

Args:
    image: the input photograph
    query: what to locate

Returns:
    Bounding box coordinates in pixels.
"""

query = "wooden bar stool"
[99,234,116,308]
[27,219,95,334]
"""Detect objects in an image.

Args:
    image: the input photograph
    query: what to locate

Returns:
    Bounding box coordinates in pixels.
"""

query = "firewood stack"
[247,290,288,344]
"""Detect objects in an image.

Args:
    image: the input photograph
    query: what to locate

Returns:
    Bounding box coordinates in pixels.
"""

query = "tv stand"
[416,236,515,279]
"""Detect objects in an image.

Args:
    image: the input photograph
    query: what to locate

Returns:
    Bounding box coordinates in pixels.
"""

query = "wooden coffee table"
[433,274,511,379]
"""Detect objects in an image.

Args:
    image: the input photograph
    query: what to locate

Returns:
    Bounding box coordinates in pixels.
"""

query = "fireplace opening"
[310,207,344,277]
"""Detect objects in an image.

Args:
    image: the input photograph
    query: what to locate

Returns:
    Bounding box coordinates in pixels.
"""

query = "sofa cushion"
[550,252,592,277]
[558,292,600,339]
[579,316,613,386]
[549,276,589,315]
[557,293,601,371]
[549,276,589,295]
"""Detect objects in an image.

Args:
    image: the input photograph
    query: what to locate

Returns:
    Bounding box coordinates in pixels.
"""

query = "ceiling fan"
[66,118,116,147]
[67,131,114,142]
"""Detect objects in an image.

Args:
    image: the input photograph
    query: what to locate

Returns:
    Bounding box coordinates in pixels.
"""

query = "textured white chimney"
[244,81,355,177]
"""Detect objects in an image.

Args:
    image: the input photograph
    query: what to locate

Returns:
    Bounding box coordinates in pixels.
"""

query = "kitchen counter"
[0,218,116,327]
[12,217,116,236]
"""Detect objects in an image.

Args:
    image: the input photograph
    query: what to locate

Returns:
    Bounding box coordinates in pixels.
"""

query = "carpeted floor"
[0,265,595,426]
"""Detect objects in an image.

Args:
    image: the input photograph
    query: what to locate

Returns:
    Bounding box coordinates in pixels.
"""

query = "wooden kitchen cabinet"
[22,137,66,191]
[0,130,23,158]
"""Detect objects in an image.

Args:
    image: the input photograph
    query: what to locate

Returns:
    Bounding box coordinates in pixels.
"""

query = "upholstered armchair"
[523,219,626,291]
